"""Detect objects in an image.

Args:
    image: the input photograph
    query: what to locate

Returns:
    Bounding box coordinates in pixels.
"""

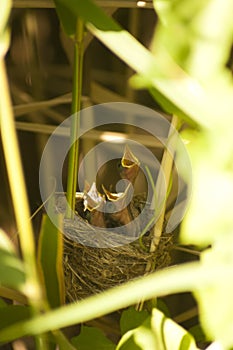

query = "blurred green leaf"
[54,0,225,129]
[181,130,233,246]
[117,308,199,350]
[117,316,155,350]
[130,75,196,127]
[0,299,7,308]
[189,325,206,343]
[0,249,26,291]
[0,229,16,254]
[0,305,30,329]
[38,213,65,308]
[120,307,149,336]
[72,325,115,350]
[0,230,26,291]
[151,308,199,350]
[194,236,233,348]
[0,261,206,342]
[54,0,76,37]
[0,0,11,34]
[0,0,11,57]
[153,0,233,84]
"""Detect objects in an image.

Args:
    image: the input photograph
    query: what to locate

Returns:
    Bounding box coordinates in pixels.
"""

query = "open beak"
[83,182,106,227]
[83,182,105,212]
[103,184,132,226]
[120,145,140,184]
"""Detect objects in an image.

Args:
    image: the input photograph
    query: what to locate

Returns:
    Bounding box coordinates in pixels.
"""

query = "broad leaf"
[54,0,76,37]
[54,0,232,129]
[120,307,149,336]
[194,236,233,348]
[181,130,233,246]
[0,305,30,329]
[72,325,115,350]
[117,308,199,350]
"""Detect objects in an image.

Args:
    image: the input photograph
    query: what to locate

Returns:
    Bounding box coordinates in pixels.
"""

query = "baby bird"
[103,184,133,228]
[83,182,106,228]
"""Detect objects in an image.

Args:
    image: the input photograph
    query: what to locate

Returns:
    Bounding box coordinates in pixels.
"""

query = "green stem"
[66,19,84,218]
[0,59,45,347]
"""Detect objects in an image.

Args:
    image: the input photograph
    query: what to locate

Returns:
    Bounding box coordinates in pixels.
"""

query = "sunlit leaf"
[181,130,233,246]
[0,0,11,57]
[117,316,156,350]
[0,0,11,34]
[0,262,205,342]
[194,237,233,348]
[151,308,199,350]
[72,325,115,350]
[153,0,233,83]
[38,213,65,308]
[54,0,231,129]
[117,308,199,350]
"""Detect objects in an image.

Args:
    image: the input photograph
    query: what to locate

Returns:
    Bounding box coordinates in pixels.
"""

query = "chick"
[83,182,106,228]
[103,184,133,228]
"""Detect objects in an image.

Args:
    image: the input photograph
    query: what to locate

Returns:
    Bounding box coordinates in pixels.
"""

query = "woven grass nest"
[55,193,173,302]
[56,146,174,302]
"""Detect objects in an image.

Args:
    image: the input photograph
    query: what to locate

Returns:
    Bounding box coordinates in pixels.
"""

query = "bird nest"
[54,145,174,301]
[55,192,173,302]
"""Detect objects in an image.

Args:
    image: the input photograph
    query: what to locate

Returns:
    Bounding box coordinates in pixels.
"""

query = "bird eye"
[117,160,122,169]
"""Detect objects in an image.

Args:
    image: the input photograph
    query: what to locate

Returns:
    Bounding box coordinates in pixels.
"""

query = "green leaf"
[0,0,11,57]
[117,317,156,350]
[194,236,233,348]
[72,325,115,350]
[117,308,199,350]
[0,299,7,308]
[0,305,30,329]
[189,325,206,343]
[120,307,149,336]
[130,75,196,127]
[0,250,26,292]
[151,308,199,350]
[54,0,76,37]
[38,213,65,308]
[0,228,16,254]
[0,261,208,342]
[52,0,219,129]
[0,0,11,34]
[62,0,233,129]
[181,130,233,246]
[153,0,233,83]
[0,230,26,292]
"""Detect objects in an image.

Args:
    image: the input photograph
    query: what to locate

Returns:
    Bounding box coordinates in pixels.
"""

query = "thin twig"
[136,115,179,310]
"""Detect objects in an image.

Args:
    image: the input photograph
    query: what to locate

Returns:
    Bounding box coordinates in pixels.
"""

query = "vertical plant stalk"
[137,114,179,311]
[0,59,42,302]
[0,60,49,350]
[148,114,179,258]
[66,19,84,218]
